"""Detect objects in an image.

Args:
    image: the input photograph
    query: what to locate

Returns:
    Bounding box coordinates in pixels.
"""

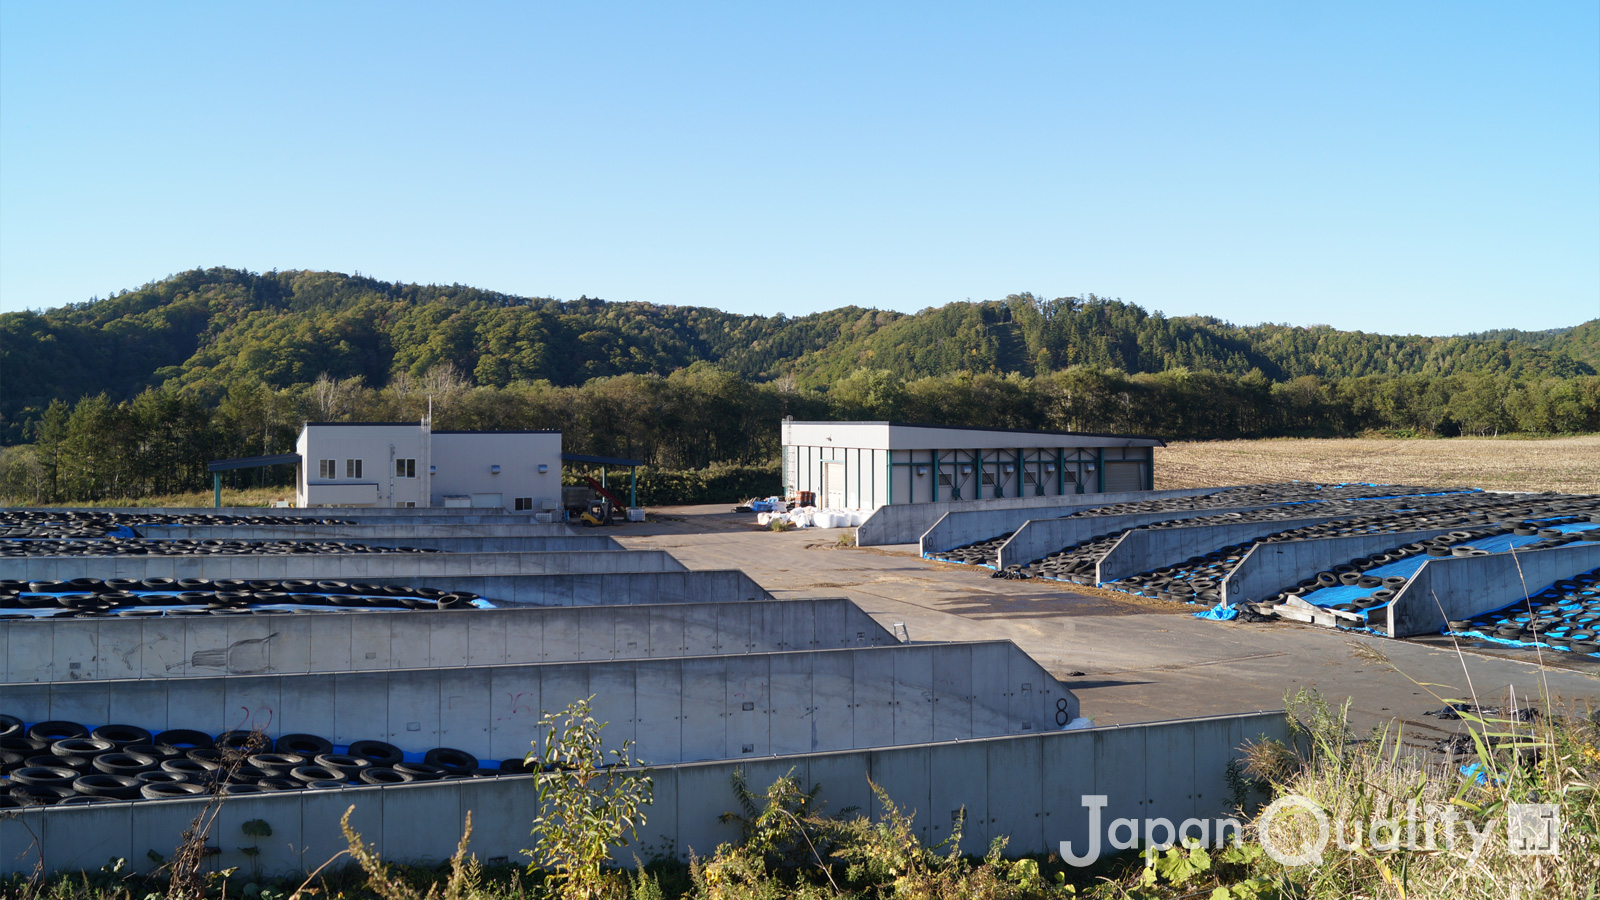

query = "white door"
[822,461,845,509]
[470,492,503,508]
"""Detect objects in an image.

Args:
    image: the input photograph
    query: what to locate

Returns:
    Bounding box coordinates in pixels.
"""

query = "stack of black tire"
[0,538,438,557]
[0,510,354,540]
[0,716,508,807]
[1444,569,1600,654]
[0,578,478,619]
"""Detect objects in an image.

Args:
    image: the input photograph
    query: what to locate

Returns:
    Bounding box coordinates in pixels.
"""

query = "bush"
[565,463,781,506]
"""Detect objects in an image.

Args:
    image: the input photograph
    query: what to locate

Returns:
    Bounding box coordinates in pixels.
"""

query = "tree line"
[4,268,1595,445]
[3,362,1594,505]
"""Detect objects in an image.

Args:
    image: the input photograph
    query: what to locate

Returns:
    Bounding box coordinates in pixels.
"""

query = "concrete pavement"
[618,505,1600,746]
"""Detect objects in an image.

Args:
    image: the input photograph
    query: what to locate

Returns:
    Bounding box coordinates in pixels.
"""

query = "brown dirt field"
[1155,435,1600,494]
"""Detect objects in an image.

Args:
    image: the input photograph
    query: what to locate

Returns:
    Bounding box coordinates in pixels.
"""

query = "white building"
[781,420,1165,511]
[293,422,562,511]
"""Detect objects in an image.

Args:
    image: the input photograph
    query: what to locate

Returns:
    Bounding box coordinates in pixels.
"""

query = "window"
[980,471,995,485]
[937,473,953,486]
[1023,470,1038,484]
[318,459,335,479]
[396,458,416,478]
[514,497,533,511]
[345,459,363,479]
[397,501,415,508]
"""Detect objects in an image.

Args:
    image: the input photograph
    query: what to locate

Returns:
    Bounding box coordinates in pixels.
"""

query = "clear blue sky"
[2,2,1596,335]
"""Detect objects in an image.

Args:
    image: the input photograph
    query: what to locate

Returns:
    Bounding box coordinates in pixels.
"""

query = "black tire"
[304,780,346,790]
[359,767,415,785]
[185,748,225,765]
[228,763,271,784]
[93,751,158,775]
[52,737,114,759]
[141,782,206,799]
[290,764,345,784]
[423,747,479,774]
[257,777,304,791]
[135,771,189,785]
[55,795,106,806]
[499,757,534,773]
[213,730,266,754]
[123,742,182,761]
[10,784,74,805]
[11,765,77,787]
[0,735,47,754]
[393,761,446,781]
[0,714,21,738]
[313,753,371,778]
[247,753,306,776]
[347,740,404,767]
[0,750,26,774]
[154,729,213,749]
[73,773,140,799]
[274,733,334,756]
[161,758,221,782]
[27,720,88,742]
[219,783,264,795]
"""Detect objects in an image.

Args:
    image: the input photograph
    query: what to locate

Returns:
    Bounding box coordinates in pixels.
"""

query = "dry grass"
[26,487,291,508]
[1156,435,1600,494]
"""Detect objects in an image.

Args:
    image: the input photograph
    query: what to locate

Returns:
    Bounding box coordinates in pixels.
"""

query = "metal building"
[781,420,1164,510]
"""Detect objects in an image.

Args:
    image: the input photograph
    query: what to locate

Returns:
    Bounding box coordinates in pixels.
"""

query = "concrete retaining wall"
[859,487,1223,548]
[3,641,1073,765]
[1096,517,1339,584]
[1220,528,1453,606]
[0,550,687,582]
[350,570,775,607]
[0,710,1288,874]
[1387,543,1600,637]
[995,506,1273,569]
[1,598,894,681]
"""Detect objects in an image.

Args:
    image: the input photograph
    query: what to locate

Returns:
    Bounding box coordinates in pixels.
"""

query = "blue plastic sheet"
[1193,602,1238,621]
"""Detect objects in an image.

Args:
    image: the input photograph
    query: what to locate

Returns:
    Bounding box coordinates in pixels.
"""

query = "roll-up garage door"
[1103,461,1145,493]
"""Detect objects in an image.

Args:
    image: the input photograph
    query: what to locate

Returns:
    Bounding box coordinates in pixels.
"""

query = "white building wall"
[429,431,562,512]
[780,421,1159,511]
[295,426,562,510]
[297,424,429,508]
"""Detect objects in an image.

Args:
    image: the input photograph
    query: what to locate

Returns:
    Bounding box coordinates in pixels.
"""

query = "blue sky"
[2,2,1596,335]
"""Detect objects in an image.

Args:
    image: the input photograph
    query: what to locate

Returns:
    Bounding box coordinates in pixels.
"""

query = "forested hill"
[1,266,1594,442]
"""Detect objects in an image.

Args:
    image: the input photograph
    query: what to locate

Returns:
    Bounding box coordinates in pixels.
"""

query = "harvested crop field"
[1156,435,1599,494]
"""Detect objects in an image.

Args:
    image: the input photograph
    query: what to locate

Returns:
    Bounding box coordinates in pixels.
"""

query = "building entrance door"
[822,461,845,508]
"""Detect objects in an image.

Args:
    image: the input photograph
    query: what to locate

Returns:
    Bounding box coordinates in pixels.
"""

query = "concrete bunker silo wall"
[1388,543,1600,637]
[0,550,688,582]
[861,487,1221,548]
[994,506,1276,570]
[1096,516,1340,584]
[1221,528,1455,606]
[0,710,1288,874]
[5,640,1074,766]
[0,598,896,681]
